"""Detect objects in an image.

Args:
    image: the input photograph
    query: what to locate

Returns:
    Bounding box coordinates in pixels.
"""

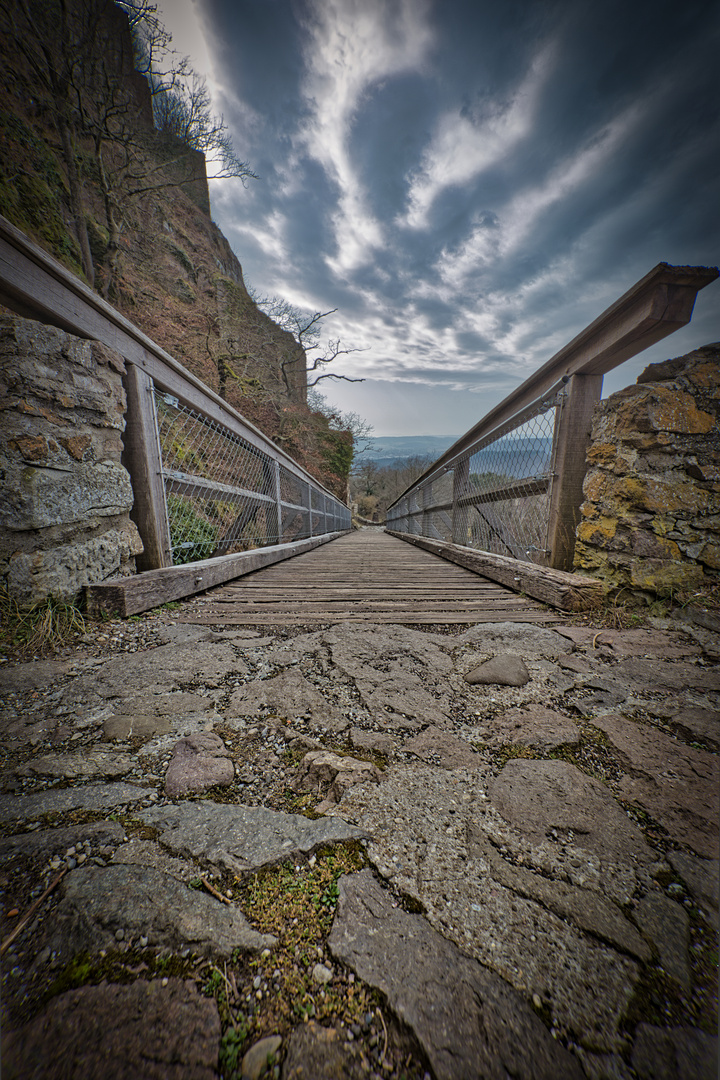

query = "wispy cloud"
[436,100,648,292]
[296,0,433,272]
[400,43,555,230]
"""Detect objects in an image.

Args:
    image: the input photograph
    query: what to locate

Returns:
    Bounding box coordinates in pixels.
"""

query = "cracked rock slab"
[465,653,531,686]
[631,1023,718,1080]
[17,748,135,780]
[165,732,234,797]
[0,782,155,822]
[479,706,580,750]
[634,891,691,989]
[2,978,220,1080]
[457,623,574,659]
[590,713,720,859]
[228,668,348,732]
[139,801,366,875]
[489,758,655,868]
[47,863,275,958]
[404,727,486,769]
[328,870,583,1080]
[336,765,642,1050]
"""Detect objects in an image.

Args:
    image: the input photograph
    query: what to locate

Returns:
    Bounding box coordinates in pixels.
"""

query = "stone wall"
[0,316,143,605]
[573,343,720,597]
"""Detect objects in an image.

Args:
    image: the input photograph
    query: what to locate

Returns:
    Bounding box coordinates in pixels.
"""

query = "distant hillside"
[363,435,457,467]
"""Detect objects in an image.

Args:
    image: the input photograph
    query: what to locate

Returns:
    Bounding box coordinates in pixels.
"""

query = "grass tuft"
[0,589,87,659]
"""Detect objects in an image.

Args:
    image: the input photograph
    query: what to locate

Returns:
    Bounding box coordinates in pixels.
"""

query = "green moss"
[166,493,219,564]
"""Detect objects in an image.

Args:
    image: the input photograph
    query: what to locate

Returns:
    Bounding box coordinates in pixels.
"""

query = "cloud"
[401,42,555,229]
[295,0,433,272]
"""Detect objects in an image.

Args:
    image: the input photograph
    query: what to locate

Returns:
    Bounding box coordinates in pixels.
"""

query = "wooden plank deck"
[181,528,561,625]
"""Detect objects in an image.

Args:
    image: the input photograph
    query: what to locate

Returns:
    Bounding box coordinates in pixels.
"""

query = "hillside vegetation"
[0,0,353,498]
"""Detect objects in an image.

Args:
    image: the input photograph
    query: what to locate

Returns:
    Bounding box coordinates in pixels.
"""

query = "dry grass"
[0,589,87,660]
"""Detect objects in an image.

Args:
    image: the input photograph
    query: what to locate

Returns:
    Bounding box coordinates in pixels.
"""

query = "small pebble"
[139,936,148,947]
[253,975,262,989]
[115,928,125,941]
[66,858,77,870]
[532,994,542,1009]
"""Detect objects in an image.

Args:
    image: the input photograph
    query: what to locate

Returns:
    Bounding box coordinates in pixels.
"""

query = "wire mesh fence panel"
[387,392,561,564]
[153,390,348,564]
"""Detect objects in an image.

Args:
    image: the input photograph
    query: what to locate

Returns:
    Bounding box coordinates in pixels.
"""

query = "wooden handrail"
[0,213,340,500]
[390,262,718,499]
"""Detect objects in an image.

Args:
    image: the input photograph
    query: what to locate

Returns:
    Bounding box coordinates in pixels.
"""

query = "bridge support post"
[546,373,603,570]
[123,364,172,570]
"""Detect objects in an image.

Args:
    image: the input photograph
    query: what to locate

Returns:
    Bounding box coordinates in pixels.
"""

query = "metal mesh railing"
[154,390,350,564]
[386,386,565,563]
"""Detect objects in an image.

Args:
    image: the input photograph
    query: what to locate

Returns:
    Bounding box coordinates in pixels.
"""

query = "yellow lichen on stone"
[647,387,714,434]
[629,558,706,594]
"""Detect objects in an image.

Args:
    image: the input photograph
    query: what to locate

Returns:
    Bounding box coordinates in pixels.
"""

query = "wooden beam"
[546,373,603,570]
[386,531,605,611]
[122,364,172,570]
[86,532,346,617]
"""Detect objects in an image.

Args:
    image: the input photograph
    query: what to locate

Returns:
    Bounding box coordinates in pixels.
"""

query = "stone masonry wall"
[0,316,143,604]
[573,343,720,597]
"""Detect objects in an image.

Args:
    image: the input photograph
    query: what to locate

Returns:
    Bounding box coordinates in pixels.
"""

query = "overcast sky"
[159,0,719,436]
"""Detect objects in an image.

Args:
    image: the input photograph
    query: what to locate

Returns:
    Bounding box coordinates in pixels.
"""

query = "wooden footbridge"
[1,216,717,624]
[181,528,560,626]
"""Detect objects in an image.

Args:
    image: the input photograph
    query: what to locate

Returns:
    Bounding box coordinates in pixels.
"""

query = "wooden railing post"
[452,459,469,544]
[122,364,172,570]
[546,373,603,570]
[422,483,431,537]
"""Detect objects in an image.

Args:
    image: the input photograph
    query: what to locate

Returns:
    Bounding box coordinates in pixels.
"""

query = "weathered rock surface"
[349,727,398,755]
[47,863,274,958]
[465,653,530,686]
[329,870,583,1080]
[2,978,221,1080]
[18,748,135,779]
[631,1023,718,1080]
[554,626,703,658]
[337,765,642,1049]
[85,641,246,699]
[103,691,215,742]
[489,758,655,869]
[667,850,719,911]
[282,1022,369,1079]
[590,713,720,858]
[404,726,485,768]
[165,732,234,797]
[479,705,580,749]
[0,782,155,822]
[457,622,574,659]
[634,891,691,989]
[228,667,348,732]
[325,623,453,728]
[291,750,380,806]
[0,821,126,862]
[139,801,365,874]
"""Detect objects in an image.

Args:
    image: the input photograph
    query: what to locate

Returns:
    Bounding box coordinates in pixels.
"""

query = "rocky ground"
[0,605,718,1079]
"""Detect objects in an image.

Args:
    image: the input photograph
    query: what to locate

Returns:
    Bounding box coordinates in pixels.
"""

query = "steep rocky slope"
[0,0,351,497]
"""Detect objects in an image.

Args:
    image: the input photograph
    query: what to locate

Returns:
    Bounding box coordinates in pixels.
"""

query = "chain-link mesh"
[387,390,562,564]
[154,391,349,564]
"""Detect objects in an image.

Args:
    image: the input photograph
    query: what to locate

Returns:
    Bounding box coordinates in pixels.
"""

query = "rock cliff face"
[0,0,348,498]
[0,317,142,603]
[574,344,720,597]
